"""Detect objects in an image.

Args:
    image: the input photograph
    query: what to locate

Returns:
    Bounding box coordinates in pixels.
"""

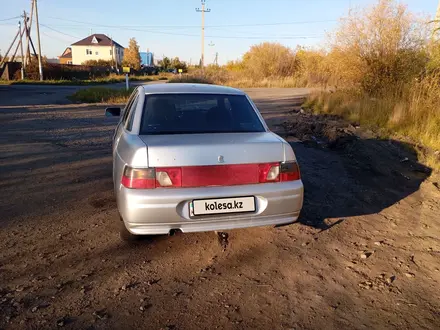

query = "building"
[69,34,124,65]
[140,52,154,66]
[46,58,60,64]
[59,47,72,64]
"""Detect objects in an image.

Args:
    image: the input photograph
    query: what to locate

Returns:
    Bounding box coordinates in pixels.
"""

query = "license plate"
[191,196,256,216]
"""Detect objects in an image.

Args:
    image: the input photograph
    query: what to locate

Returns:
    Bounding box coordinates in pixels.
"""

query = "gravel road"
[0,80,165,107]
[0,88,439,329]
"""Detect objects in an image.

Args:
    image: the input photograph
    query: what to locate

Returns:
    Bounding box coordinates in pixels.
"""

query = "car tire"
[119,222,140,242]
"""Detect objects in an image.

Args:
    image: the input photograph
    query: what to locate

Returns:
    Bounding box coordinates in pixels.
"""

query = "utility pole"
[208,41,215,66]
[23,0,34,67]
[11,26,27,62]
[214,52,218,66]
[23,11,37,67]
[18,21,25,79]
[195,0,210,69]
[34,0,43,80]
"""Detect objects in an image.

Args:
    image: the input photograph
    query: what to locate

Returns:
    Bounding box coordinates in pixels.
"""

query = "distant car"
[105,84,304,241]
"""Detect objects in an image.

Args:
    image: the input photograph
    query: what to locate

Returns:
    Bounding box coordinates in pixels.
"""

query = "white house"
[70,34,124,65]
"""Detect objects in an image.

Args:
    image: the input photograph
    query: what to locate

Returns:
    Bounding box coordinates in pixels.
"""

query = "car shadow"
[293,138,431,230]
[252,96,432,231]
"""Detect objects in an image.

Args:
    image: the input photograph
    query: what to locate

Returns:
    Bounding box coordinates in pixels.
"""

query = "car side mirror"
[105,107,121,117]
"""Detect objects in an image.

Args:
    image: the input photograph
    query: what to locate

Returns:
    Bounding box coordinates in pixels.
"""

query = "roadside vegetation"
[300,0,440,169]
[68,87,135,103]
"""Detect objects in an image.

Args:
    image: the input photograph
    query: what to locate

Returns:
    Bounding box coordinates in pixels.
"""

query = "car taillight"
[258,163,280,183]
[121,167,182,189]
[258,161,300,182]
[122,162,300,189]
[280,161,301,181]
[121,167,155,189]
[156,167,182,187]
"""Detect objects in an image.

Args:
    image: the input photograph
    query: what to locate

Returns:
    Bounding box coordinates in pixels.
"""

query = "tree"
[158,57,171,70]
[122,38,141,70]
[171,57,187,71]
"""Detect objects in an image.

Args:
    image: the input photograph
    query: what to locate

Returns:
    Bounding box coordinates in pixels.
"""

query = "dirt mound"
[280,110,359,149]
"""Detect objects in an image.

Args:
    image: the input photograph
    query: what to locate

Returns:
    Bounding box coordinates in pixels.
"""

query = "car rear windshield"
[139,93,265,135]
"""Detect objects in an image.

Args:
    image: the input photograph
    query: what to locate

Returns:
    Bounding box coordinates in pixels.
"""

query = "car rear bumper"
[117,180,304,235]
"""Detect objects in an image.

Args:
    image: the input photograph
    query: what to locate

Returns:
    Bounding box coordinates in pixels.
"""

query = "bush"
[294,48,332,87]
[241,42,297,79]
[82,59,113,66]
[329,0,428,95]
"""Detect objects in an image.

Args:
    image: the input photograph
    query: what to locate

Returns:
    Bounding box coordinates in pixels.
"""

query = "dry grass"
[168,71,307,88]
[68,87,135,103]
[303,78,440,169]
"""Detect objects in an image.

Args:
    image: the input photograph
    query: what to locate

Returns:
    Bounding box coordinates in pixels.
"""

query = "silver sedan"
[106,83,304,240]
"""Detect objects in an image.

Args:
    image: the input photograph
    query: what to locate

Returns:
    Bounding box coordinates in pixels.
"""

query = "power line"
[203,34,322,39]
[209,19,337,28]
[0,16,21,22]
[40,23,79,38]
[39,23,322,40]
[40,30,73,43]
[45,16,336,29]
[208,26,323,38]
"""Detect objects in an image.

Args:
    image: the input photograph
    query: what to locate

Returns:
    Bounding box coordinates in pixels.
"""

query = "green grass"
[0,74,168,86]
[68,87,135,103]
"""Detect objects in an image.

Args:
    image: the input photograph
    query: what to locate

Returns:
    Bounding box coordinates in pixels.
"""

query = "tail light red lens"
[280,161,301,181]
[121,167,156,189]
[121,167,182,189]
[122,162,300,189]
[258,163,280,183]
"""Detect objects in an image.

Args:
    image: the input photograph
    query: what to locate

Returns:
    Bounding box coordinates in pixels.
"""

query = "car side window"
[121,90,138,125]
[125,96,139,131]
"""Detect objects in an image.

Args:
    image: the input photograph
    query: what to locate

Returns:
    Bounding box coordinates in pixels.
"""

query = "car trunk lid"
[139,132,284,168]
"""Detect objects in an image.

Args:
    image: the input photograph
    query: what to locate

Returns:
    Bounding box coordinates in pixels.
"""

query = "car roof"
[140,83,245,95]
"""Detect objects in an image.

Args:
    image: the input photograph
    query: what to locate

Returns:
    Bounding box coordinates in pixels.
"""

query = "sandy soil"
[0,90,439,329]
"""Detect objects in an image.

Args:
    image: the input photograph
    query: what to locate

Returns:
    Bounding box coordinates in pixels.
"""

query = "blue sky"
[1,0,438,65]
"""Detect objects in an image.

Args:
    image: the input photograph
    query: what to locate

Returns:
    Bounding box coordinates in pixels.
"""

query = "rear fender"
[114,133,149,190]
[283,142,296,162]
